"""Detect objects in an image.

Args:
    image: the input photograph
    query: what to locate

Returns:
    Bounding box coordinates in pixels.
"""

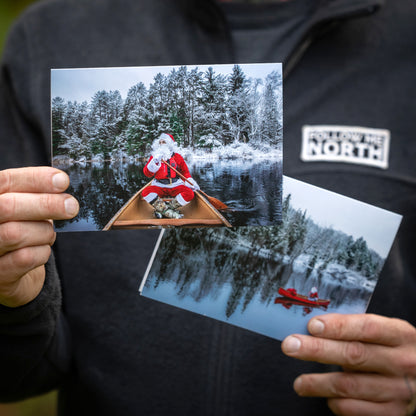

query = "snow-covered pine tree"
[89,90,124,159]
[124,83,151,156]
[166,67,187,145]
[198,67,230,148]
[183,67,204,148]
[147,73,171,142]
[52,97,67,156]
[167,66,205,147]
[245,77,262,146]
[259,71,282,147]
[53,99,91,159]
[227,65,250,144]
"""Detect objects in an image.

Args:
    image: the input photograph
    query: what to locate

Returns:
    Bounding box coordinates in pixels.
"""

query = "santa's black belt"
[157,178,179,185]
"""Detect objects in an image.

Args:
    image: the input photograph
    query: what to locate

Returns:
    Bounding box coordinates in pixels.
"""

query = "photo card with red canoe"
[50,63,283,232]
[139,176,402,341]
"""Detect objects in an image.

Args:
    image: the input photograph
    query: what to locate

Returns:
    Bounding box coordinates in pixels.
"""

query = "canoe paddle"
[162,160,229,211]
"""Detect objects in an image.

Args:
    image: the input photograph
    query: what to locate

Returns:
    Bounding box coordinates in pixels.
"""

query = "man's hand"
[0,167,79,308]
[281,314,416,416]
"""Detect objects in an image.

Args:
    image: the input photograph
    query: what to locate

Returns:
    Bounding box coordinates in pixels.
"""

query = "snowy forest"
[52,65,282,162]
[158,193,383,282]
[149,193,384,317]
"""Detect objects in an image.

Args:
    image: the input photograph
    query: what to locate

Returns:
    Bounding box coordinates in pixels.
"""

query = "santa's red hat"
[159,133,175,145]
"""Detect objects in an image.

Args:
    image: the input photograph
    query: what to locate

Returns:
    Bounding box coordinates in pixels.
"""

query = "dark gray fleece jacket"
[0,0,415,415]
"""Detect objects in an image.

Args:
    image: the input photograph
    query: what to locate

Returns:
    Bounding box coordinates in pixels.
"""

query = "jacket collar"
[284,0,385,76]
[310,0,384,22]
[179,0,385,76]
[181,0,385,28]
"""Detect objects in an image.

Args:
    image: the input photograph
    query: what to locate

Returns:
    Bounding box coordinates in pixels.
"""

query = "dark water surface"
[142,228,373,341]
[55,159,282,231]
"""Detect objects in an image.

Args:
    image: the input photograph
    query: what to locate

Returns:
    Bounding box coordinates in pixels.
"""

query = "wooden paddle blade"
[206,195,228,211]
[197,189,228,210]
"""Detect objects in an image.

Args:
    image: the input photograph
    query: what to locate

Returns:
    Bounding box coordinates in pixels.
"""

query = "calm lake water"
[141,228,373,341]
[55,159,282,231]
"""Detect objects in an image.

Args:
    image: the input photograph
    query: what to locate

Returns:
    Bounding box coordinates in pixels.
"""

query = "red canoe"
[276,287,331,307]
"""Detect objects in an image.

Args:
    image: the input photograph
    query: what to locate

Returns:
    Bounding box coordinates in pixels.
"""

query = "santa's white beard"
[152,144,173,161]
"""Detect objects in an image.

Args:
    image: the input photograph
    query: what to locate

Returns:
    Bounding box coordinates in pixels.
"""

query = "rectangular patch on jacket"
[301,125,390,169]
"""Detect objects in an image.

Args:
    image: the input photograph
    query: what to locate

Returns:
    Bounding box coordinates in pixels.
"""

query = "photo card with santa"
[139,176,402,341]
[51,63,283,232]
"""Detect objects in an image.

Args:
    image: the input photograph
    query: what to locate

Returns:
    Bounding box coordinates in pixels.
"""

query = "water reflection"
[273,298,328,316]
[55,160,282,231]
[142,228,373,341]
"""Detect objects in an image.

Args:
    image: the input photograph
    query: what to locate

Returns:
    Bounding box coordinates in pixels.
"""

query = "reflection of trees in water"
[147,224,375,318]
[194,161,282,225]
[55,160,282,230]
[147,228,285,318]
[55,162,147,229]
[259,263,288,305]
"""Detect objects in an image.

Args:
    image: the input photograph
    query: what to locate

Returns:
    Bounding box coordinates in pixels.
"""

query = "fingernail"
[293,376,302,393]
[309,319,325,335]
[283,336,301,353]
[64,197,79,216]
[52,173,69,190]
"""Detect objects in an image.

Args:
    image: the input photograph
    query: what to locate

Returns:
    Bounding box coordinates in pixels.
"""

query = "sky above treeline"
[284,176,401,258]
[51,63,282,103]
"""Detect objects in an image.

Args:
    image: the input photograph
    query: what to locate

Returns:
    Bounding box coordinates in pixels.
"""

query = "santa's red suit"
[308,287,319,301]
[142,133,198,206]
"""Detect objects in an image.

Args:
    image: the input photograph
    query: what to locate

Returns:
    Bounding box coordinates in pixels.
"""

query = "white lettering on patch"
[301,125,390,169]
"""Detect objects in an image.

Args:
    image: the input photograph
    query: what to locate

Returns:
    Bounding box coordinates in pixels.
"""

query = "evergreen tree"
[124,83,151,156]
[227,65,250,143]
[340,235,356,268]
[198,67,230,146]
[259,71,283,146]
[147,73,170,140]
[165,67,186,144]
[246,77,262,145]
[51,97,67,156]
[52,65,285,160]
[185,67,205,147]
[287,209,308,256]
[271,194,292,255]
[89,90,124,158]
[124,82,147,118]
[306,253,318,278]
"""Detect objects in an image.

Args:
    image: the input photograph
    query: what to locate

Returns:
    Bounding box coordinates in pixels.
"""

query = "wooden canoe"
[276,287,331,307]
[103,181,231,230]
[274,298,328,311]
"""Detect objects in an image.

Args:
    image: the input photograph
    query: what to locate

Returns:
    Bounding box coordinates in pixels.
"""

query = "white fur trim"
[147,158,161,173]
[176,193,189,206]
[159,133,174,145]
[143,192,158,203]
[152,179,184,189]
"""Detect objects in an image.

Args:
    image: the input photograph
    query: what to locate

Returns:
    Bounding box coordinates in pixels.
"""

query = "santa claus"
[142,133,200,219]
[308,286,319,301]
